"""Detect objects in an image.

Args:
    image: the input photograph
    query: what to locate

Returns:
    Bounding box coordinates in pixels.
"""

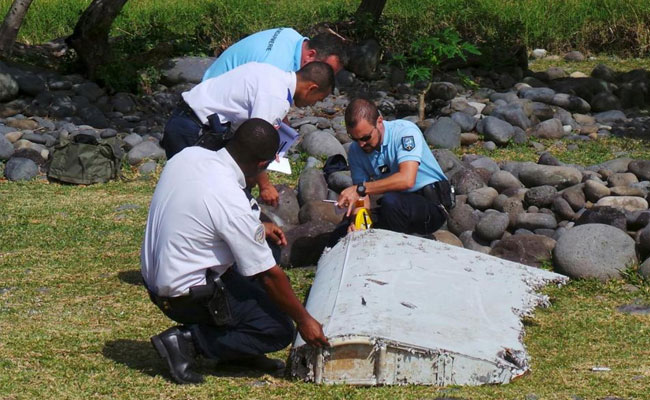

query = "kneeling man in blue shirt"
[336,98,453,235]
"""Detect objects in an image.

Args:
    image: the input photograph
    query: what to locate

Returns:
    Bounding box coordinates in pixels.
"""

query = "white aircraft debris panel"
[290,229,568,386]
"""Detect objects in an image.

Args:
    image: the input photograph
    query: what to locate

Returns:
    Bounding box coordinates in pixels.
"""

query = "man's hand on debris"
[297,315,330,348]
[337,185,361,217]
[263,222,287,246]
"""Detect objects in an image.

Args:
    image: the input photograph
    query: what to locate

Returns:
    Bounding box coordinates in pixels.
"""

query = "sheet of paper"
[267,156,292,174]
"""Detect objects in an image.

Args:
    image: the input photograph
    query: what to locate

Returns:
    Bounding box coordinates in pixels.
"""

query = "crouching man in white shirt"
[142,118,329,384]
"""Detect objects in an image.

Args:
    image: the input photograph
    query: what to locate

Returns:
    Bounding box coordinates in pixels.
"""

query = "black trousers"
[160,104,204,160]
[149,269,295,362]
[329,190,447,246]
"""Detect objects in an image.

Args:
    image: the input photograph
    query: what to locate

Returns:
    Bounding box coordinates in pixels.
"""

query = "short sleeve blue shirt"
[348,120,447,192]
[202,28,306,81]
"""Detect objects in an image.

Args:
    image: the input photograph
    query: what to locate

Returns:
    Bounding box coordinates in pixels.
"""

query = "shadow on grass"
[118,269,144,286]
[103,339,278,381]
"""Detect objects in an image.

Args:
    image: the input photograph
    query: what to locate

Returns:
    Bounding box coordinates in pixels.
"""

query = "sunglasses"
[349,126,376,143]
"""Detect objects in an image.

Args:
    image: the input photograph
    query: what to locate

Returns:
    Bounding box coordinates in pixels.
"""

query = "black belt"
[145,268,232,310]
[177,99,208,129]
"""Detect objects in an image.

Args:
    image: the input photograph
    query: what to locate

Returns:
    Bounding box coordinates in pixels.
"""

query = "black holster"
[420,180,456,210]
[194,113,233,151]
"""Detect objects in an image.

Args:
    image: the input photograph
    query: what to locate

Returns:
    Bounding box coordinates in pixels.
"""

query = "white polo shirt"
[182,62,295,131]
[140,146,276,297]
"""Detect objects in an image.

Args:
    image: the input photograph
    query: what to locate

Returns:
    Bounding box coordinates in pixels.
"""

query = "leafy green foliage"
[391,28,481,83]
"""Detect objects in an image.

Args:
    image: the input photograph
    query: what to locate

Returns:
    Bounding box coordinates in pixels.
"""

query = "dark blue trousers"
[329,191,447,245]
[374,191,447,234]
[160,106,203,160]
[190,271,295,361]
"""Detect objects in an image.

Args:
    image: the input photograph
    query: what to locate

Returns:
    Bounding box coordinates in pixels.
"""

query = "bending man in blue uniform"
[202,27,344,81]
[336,98,454,235]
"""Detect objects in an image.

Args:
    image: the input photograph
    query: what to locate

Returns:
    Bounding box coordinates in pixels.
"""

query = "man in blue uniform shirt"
[336,98,453,235]
[202,27,344,81]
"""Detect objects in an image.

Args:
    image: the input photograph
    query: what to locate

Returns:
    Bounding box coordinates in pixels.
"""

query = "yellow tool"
[354,207,373,230]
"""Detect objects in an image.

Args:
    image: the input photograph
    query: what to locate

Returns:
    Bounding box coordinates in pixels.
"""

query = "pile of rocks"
[2,53,650,279]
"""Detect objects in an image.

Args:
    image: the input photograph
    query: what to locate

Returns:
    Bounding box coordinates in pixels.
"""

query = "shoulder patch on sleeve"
[402,136,415,151]
[254,224,266,244]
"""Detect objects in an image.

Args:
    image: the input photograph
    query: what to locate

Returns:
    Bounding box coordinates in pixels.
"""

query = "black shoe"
[151,326,204,384]
[230,355,286,372]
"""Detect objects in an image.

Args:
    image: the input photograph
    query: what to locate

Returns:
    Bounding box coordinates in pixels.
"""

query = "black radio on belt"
[194,113,233,151]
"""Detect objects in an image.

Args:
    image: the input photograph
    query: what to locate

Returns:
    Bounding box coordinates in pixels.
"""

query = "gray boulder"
[346,39,381,79]
[424,117,461,149]
[594,110,625,123]
[0,133,14,160]
[123,133,144,151]
[575,207,627,232]
[590,92,621,112]
[126,141,165,165]
[281,221,335,267]
[476,116,515,145]
[531,118,565,139]
[260,184,300,227]
[74,82,105,102]
[161,56,216,84]
[491,104,532,130]
[524,185,558,207]
[300,130,347,159]
[475,211,509,241]
[427,82,458,101]
[467,187,498,210]
[447,204,480,236]
[4,157,38,181]
[518,164,582,189]
[327,170,353,193]
[553,223,637,280]
[111,92,137,114]
[450,168,486,195]
[628,160,650,181]
[0,73,19,102]
[639,258,650,280]
[515,213,557,230]
[595,196,649,212]
[450,112,477,132]
[488,170,524,193]
[552,196,576,221]
[607,172,638,187]
[299,201,344,225]
[490,234,556,268]
[77,105,109,129]
[551,93,590,113]
[519,87,555,103]
[584,179,611,202]
[297,168,328,206]
[591,64,615,82]
[560,184,586,211]
[458,231,491,254]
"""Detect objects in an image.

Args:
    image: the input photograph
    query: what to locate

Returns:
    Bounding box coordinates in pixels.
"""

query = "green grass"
[1,158,650,399]
[457,136,650,166]
[1,0,649,57]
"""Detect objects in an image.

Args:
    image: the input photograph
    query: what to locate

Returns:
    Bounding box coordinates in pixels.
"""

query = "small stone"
[564,51,585,61]
[595,196,648,212]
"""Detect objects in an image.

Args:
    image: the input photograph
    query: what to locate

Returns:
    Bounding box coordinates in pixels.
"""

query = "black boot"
[151,326,204,384]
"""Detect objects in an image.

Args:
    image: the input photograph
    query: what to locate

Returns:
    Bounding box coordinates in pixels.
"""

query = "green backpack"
[47,133,121,185]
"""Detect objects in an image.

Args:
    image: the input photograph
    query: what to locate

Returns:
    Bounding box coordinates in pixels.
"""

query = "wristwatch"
[356,182,367,197]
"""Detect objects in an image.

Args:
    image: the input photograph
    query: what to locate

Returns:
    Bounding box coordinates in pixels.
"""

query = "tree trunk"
[66,0,129,80]
[355,0,387,22]
[0,0,34,57]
